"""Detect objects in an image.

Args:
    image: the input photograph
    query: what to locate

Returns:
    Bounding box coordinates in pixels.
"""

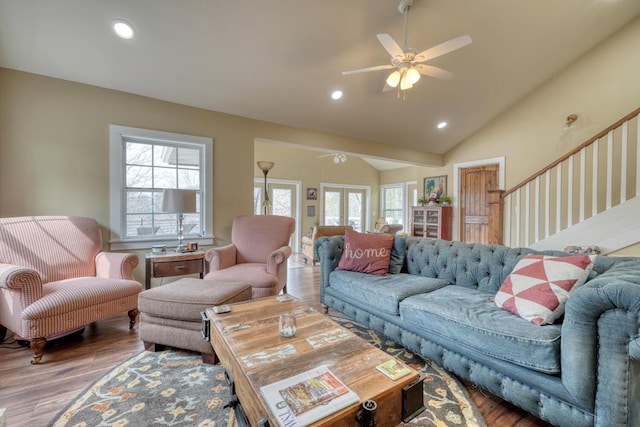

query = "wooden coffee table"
[205,296,420,426]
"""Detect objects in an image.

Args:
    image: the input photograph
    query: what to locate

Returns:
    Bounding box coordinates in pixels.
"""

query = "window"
[109,125,213,250]
[381,185,404,225]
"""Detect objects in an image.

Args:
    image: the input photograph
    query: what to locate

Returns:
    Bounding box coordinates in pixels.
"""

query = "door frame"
[452,157,505,241]
[319,183,371,232]
[254,177,302,252]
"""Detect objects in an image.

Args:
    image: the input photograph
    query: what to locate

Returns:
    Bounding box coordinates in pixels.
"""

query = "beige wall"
[444,16,640,189]
[0,68,431,282]
[254,141,381,235]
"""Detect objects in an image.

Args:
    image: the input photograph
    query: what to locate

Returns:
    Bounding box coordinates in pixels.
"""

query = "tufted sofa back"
[404,237,623,294]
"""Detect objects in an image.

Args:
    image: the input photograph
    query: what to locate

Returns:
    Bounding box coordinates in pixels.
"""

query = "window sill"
[109,235,214,251]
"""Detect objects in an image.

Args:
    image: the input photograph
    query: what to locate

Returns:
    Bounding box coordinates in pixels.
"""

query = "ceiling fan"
[342,0,472,92]
[317,153,347,163]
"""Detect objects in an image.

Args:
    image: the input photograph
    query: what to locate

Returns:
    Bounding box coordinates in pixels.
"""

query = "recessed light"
[112,20,135,39]
[331,90,343,100]
[437,121,448,129]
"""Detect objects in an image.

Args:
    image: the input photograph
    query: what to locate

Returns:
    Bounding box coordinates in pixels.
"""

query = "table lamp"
[161,189,197,252]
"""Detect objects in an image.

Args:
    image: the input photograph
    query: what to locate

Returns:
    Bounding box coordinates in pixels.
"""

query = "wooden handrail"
[503,107,640,198]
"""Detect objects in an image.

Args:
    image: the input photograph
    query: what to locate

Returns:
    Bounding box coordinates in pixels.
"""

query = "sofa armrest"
[561,259,640,415]
[0,263,44,306]
[95,252,139,280]
[205,244,237,271]
[316,236,345,294]
[267,246,292,275]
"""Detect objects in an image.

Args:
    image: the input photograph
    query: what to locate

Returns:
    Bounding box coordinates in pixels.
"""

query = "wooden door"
[459,164,498,243]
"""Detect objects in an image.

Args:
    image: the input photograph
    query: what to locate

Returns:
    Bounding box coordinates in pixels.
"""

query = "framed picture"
[307,205,316,217]
[306,187,318,200]
[424,175,447,201]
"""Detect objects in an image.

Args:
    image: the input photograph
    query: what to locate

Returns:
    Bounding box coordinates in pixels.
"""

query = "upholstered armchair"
[0,216,143,364]
[374,223,403,235]
[301,225,353,266]
[204,215,295,298]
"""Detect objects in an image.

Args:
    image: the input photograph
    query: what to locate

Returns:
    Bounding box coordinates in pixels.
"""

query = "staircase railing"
[502,107,640,248]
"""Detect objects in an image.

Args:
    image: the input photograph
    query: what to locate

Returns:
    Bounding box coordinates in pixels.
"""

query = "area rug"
[49,319,485,427]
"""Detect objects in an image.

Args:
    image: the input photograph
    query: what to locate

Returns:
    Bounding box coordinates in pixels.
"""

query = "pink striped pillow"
[337,229,394,275]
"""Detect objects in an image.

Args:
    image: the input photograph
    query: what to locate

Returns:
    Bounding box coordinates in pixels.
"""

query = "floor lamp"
[162,189,197,252]
[257,161,274,215]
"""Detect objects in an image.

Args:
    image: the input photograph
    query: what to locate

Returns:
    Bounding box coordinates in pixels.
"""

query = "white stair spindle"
[515,188,521,247]
[525,183,530,247]
[621,121,628,203]
[556,163,562,233]
[580,148,586,222]
[545,170,550,238]
[606,131,613,210]
[568,156,574,227]
[592,139,599,217]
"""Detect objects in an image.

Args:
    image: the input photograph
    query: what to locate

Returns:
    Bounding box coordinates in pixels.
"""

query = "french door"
[254,180,300,250]
[322,186,367,232]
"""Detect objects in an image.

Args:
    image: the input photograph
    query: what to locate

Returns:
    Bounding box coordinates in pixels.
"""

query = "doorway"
[453,157,505,243]
[254,179,301,251]
[321,185,369,232]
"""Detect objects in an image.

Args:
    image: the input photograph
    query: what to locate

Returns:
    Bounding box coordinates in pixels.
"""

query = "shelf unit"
[410,205,452,240]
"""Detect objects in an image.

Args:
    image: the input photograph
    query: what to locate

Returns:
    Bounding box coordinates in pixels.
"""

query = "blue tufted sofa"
[316,236,640,427]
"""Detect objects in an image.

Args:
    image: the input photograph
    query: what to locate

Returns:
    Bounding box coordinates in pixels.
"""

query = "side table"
[145,250,205,290]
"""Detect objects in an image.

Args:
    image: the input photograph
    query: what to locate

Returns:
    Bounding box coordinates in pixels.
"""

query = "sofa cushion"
[400,286,562,374]
[329,270,449,315]
[494,254,594,325]
[388,235,407,274]
[337,229,394,275]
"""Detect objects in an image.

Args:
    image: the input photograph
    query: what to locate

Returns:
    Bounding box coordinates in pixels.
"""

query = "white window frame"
[109,125,214,250]
[380,183,405,225]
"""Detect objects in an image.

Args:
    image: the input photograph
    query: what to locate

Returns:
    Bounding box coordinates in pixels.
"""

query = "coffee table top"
[206,296,419,426]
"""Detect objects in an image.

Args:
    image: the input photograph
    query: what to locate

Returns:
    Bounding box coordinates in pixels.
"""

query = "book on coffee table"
[260,365,360,427]
[376,359,412,380]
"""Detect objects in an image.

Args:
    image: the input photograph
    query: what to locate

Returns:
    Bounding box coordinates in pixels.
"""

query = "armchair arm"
[266,246,292,275]
[205,244,237,271]
[0,263,44,307]
[95,252,139,280]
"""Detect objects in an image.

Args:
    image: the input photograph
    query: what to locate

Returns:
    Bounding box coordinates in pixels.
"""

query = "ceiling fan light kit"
[342,0,472,93]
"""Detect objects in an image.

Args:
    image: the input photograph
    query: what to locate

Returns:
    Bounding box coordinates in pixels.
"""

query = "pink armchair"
[204,215,295,298]
[0,216,143,364]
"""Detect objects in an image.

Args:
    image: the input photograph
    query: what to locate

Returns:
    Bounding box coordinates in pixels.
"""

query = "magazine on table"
[260,365,360,427]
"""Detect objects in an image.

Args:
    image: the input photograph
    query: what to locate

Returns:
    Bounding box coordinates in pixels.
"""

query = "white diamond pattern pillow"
[494,254,595,325]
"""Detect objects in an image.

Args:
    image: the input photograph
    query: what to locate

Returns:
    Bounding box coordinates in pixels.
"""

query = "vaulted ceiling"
[1,0,639,156]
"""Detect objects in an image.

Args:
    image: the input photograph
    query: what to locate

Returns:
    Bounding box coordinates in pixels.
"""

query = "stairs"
[528,195,640,254]
[502,108,640,252]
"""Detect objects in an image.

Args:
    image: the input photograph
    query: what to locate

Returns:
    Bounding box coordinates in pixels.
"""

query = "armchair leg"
[128,309,139,329]
[322,304,329,314]
[30,337,46,364]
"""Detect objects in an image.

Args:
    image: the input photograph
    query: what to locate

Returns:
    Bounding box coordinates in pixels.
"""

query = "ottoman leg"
[143,341,166,352]
[202,352,218,365]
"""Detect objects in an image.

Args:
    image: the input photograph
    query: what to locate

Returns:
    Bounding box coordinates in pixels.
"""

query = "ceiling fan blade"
[376,33,404,59]
[342,64,395,75]
[415,64,453,80]
[414,34,472,63]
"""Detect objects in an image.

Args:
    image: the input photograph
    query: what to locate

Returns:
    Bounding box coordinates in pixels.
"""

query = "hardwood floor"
[0,254,551,427]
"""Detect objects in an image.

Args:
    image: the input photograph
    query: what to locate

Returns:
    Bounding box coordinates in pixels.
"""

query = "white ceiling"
[1,0,639,156]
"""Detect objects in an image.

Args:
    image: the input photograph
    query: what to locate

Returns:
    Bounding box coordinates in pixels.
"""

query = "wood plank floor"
[0,254,551,427]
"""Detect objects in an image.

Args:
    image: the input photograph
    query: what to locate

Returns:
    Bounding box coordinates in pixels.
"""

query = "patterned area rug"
[49,318,485,427]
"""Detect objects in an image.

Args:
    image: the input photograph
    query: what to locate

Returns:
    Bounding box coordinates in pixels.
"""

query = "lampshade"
[400,73,413,91]
[161,189,197,214]
[406,67,421,84]
[386,70,401,88]
[257,161,274,172]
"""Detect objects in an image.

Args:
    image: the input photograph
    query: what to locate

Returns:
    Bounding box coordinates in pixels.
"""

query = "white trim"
[109,125,213,251]
[452,156,505,241]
